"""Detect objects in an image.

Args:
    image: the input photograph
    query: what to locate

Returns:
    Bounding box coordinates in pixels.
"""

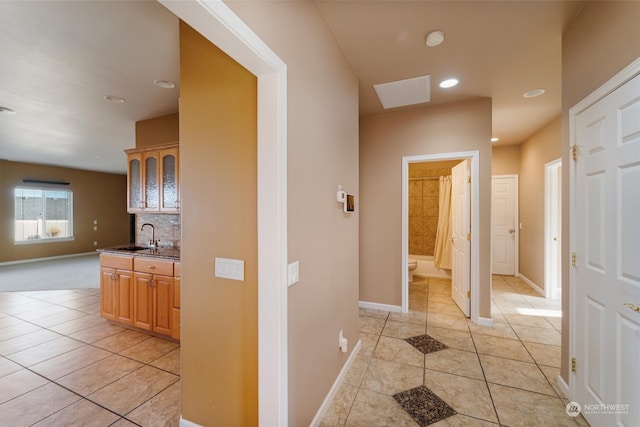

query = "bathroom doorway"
[401,151,480,323]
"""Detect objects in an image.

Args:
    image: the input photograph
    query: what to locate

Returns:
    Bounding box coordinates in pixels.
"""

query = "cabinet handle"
[111,272,117,281]
[148,265,156,270]
[148,278,155,287]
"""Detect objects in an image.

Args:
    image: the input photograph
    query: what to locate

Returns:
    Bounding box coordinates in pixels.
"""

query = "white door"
[451,159,470,316]
[573,72,640,426]
[545,161,562,300]
[491,176,517,275]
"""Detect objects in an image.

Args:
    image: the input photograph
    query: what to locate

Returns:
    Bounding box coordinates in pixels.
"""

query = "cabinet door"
[115,270,134,325]
[133,273,153,331]
[143,153,159,211]
[160,147,179,212]
[153,275,174,336]
[127,153,144,213]
[100,267,117,321]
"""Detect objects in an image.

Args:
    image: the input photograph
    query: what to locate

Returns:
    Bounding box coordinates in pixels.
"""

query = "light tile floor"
[0,288,180,426]
[321,275,591,427]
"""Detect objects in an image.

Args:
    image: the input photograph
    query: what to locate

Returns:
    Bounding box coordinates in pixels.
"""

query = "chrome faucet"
[141,223,156,247]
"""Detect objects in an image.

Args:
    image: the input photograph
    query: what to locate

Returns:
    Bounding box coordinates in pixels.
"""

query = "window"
[14,187,73,242]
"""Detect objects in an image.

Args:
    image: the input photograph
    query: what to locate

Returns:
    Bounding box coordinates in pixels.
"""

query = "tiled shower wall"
[408,167,451,256]
[136,214,181,248]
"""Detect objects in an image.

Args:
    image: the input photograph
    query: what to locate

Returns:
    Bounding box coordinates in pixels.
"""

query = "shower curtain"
[434,175,452,269]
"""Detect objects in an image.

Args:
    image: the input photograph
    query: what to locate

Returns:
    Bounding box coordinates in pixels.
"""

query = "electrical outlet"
[288,261,299,286]
[93,241,98,246]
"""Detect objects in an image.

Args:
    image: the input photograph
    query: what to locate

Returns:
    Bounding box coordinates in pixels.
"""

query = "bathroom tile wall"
[136,214,181,248]
[408,168,450,256]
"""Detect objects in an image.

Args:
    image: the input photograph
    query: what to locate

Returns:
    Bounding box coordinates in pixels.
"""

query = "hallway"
[321,275,587,426]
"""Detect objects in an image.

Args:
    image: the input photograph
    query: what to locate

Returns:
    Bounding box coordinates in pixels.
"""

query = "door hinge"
[467,290,471,299]
[571,145,578,161]
[466,233,471,241]
[572,252,577,267]
[467,176,471,183]
[572,357,576,372]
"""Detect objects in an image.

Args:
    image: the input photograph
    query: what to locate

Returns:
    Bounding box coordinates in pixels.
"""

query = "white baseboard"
[359,301,402,313]
[557,374,570,399]
[477,316,493,327]
[0,251,98,267]
[180,417,203,427]
[518,273,545,296]
[309,339,362,427]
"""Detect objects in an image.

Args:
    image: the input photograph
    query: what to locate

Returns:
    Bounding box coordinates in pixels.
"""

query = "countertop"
[98,245,180,260]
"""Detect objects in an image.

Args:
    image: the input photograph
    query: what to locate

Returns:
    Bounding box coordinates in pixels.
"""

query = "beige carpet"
[0,254,99,292]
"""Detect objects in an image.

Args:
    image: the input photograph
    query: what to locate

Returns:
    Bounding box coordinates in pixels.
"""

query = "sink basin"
[112,245,148,251]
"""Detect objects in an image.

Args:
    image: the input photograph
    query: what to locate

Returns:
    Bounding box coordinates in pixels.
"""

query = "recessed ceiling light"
[154,79,176,89]
[425,30,445,47]
[491,137,499,143]
[0,106,16,114]
[439,78,458,88]
[523,89,545,98]
[104,95,126,103]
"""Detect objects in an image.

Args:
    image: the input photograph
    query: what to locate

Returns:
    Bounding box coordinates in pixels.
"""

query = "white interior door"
[451,159,470,317]
[491,176,517,275]
[573,72,640,426]
[545,161,562,300]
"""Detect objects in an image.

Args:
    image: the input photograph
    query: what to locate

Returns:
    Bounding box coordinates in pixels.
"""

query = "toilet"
[408,258,418,282]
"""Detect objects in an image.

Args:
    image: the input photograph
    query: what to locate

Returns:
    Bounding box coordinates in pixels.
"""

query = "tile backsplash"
[136,214,181,248]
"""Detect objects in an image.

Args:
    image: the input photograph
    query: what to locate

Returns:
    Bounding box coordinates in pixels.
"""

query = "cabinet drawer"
[174,261,181,277]
[134,257,174,276]
[100,253,133,270]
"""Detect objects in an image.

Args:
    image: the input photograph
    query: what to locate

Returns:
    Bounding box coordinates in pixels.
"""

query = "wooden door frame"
[158,1,289,425]
[401,151,483,325]
[491,174,519,277]
[568,57,640,401]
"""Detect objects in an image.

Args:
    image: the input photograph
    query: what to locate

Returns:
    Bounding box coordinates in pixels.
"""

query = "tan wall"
[360,99,492,318]
[179,21,258,425]
[491,145,521,175]
[518,116,561,288]
[561,1,640,383]
[224,2,360,424]
[0,160,129,263]
[135,113,179,148]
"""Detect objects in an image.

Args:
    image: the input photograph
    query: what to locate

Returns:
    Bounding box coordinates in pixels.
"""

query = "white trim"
[557,374,570,399]
[0,251,97,267]
[359,301,402,313]
[401,151,481,324]
[180,417,203,427]
[477,316,494,327]
[568,56,640,402]
[158,1,288,425]
[491,174,519,277]
[544,159,562,300]
[517,273,545,296]
[309,340,362,427]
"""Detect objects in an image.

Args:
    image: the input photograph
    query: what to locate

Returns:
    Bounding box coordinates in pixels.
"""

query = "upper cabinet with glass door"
[125,143,179,213]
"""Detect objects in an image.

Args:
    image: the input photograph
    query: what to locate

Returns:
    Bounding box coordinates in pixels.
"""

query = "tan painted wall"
[135,113,179,148]
[359,99,493,318]
[491,145,521,175]
[518,116,561,289]
[0,160,128,263]
[179,21,259,425]
[561,0,640,383]
[223,2,360,424]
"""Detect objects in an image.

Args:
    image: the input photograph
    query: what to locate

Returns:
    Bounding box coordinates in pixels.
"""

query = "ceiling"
[0,1,585,175]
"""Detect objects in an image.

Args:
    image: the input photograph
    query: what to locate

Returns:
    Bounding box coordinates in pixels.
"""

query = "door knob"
[624,303,640,313]
[508,229,515,234]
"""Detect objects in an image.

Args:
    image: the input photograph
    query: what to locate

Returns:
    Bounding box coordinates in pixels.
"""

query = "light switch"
[215,258,244,281]
[93,226,98,231]
[288,261,299,286]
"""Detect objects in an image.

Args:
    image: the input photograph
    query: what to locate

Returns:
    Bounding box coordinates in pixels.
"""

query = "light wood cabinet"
[172,261,181,340]
[125,143,179,213]
[100,254,134,325]
[100,253,178,340]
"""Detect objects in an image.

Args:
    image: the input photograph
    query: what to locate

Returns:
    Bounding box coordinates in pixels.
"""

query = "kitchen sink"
[112,245,148,251]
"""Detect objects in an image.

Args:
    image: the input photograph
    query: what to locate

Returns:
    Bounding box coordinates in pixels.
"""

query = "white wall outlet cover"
[337,190,346,203]
[287,261,300,286]
[215,258,245,281]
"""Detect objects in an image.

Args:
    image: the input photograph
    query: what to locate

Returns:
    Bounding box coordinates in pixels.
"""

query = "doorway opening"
[544,159,561,300]
[401,151,481,324]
